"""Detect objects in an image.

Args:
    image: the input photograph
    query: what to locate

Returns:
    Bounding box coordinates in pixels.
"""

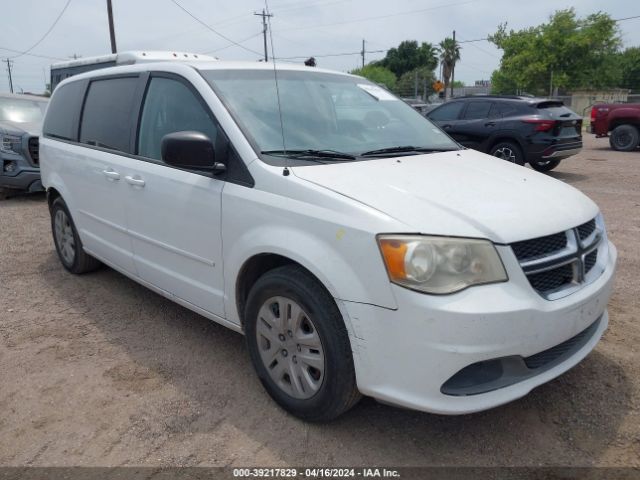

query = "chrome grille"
[527,262,575,293]
[577,219,596,241]
[585,250,598,274]
[511,217,605,299]
[28,137,39,165]
[511,232,567,261]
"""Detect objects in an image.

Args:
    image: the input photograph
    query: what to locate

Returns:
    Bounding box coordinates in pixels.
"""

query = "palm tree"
[439,37,461,96]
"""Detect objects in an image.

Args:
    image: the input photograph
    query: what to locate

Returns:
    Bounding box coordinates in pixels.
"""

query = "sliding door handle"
[124,175,145,187]
[102,169,120,181]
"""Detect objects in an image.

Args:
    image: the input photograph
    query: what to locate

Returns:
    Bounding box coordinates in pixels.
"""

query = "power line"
[169,0,263,57]
[277,49,386,60]
[9,0,72,59]
[0,47,65,61]
[457,14,640,45]
[203,31,263,54]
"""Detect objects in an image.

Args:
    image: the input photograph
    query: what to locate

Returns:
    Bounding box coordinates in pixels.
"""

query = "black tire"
[529,158,561,172]
[50,197,102,274]
[0,188,10,200]
[489,141,525,166]
[609,124,639,151]
[244,265,360,421]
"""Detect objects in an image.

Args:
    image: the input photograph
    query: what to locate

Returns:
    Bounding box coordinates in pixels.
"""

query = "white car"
[40,53,617,421]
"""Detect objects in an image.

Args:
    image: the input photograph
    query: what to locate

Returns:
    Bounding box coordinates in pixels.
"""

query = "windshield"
[0,97,48,124]
[202,69,458,158]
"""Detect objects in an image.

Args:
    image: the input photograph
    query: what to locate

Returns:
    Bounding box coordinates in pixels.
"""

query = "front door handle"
[124,175,145,187]
[485,121,496,127]
[102,169,120,181]
[442,124,452,129]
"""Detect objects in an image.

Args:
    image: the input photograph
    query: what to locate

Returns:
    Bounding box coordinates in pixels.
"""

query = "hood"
[0,120,42,136]
[292,149,598,244]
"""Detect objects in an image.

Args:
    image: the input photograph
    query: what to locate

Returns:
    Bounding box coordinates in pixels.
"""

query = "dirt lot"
[0,135,638,467]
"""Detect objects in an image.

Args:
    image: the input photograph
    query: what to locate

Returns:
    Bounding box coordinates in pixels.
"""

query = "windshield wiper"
[261,149,357,161]
[360,146,458,156]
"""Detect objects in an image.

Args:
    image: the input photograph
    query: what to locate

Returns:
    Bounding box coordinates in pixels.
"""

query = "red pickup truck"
[590,103,640,151]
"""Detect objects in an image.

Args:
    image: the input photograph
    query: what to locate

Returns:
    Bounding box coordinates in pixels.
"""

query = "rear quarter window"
[43,80,86,141]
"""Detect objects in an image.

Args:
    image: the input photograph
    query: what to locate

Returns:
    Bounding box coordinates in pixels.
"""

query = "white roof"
[51,51,217,69]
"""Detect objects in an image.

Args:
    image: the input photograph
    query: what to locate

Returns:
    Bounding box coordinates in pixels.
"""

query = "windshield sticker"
[357,84,397,101]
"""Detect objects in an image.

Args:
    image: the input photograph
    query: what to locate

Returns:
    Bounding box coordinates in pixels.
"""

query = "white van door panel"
[72,149,137,273]
[124,162,225,317]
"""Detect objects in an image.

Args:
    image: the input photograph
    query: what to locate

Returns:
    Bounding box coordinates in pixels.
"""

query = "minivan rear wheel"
[50,197,102,274]
[529,158,561,172]
[609,124,639,151]
[244,265,360,421]
[489,141,525,165]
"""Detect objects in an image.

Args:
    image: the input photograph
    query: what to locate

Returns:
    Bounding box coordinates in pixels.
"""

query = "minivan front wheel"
[50,198,102,274]
[244,265,360,421]
[489,141,525,166]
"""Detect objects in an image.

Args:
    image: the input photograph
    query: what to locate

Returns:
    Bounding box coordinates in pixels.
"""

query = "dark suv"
[426,95,583,172]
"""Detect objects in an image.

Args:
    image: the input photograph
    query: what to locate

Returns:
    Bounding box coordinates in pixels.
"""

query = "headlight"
[1,134,22,154]
[377,235,508,294]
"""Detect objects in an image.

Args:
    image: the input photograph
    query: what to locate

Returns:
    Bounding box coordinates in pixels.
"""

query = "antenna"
[264,0,289,176]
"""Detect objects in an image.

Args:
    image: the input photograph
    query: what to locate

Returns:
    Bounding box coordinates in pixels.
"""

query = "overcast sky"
[2,0,639,93]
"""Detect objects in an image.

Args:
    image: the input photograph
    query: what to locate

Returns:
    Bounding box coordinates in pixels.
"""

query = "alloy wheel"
[54,209,76,265]
[494,146,517,163]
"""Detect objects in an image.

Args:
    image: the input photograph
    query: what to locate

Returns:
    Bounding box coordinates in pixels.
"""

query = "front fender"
[221,182,400,327]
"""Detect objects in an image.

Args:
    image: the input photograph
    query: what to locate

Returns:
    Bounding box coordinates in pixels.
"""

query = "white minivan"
[40,54,617,421]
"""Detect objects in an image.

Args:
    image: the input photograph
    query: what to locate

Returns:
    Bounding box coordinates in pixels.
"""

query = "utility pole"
[361,39,365,68]
[6,59,14,94]
[254,9,273,62]
[106,0,117,54]
[549,69,553,98]
[450,29,455,98]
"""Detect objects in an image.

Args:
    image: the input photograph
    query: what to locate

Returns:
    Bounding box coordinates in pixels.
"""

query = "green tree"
[451,80,465,88]
[394,67,435,98]
[376,40,439,78]
[350,64,397,90]
[439,37,461,95]
[489,9,621,95]
[616,47,640,92]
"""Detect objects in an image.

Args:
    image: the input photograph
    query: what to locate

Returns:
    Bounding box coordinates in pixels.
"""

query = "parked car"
[426,95,583,172]
[0,93,48,197]
[41,54,616,421]
[402,98,433,116]
[589,103,640,151]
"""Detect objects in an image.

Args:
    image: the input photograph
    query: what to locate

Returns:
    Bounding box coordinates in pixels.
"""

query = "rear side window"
[463,101,492,120]
[79,77,139,153]
[43,80,86,141]
[428,102,464,121]
[137,77,218,161]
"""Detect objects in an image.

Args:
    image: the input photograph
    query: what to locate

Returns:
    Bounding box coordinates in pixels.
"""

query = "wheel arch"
[235,253,302,327]
[487,134,526,154]
[609,119,640,132]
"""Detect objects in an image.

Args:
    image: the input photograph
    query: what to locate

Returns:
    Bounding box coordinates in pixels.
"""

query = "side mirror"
[161,131,226,175]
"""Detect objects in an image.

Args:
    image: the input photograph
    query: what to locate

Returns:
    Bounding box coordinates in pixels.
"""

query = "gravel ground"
[0,135,638,467]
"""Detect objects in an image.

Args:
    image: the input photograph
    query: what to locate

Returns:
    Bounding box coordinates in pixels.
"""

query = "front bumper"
[0,168,42,191]
[340,241,617,415]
